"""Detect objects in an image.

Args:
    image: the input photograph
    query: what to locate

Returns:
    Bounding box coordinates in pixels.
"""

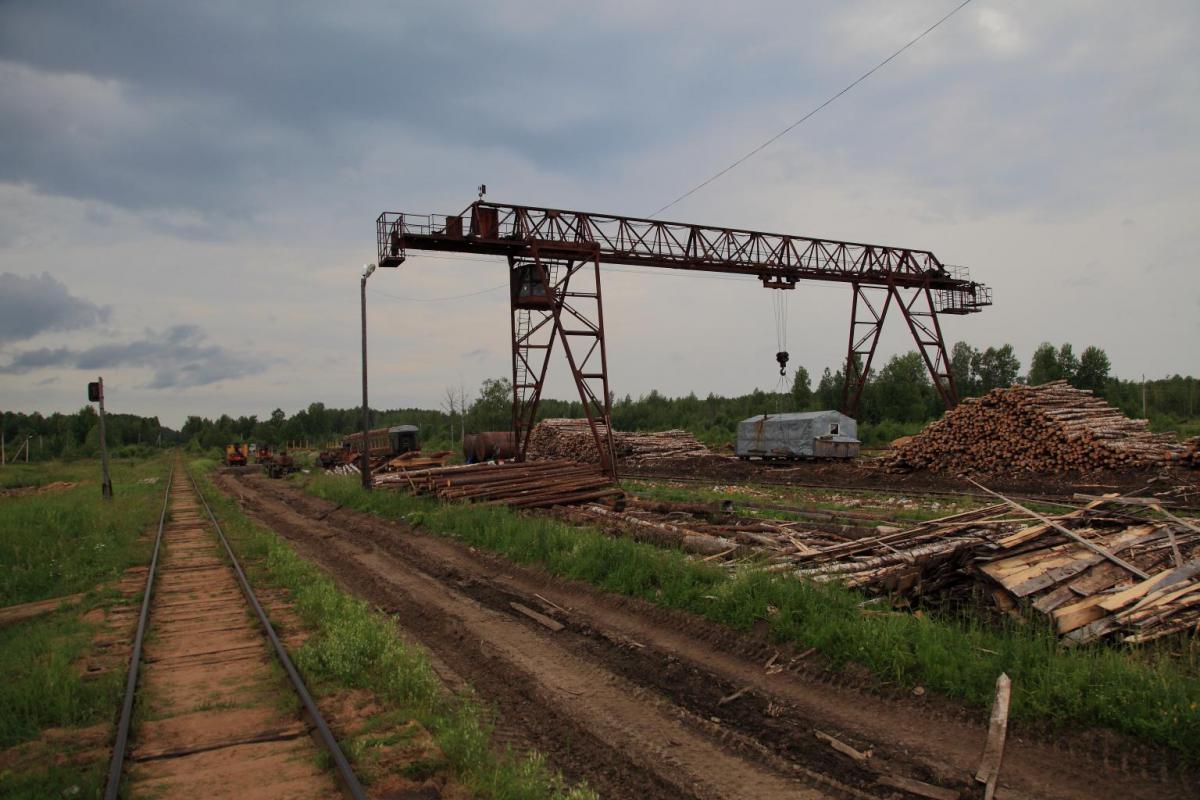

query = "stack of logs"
[1170,436,1200,468]
[560,491,1200,645]
[373,459,623,509]
[528,418,710,464]
[887,381,1184,474]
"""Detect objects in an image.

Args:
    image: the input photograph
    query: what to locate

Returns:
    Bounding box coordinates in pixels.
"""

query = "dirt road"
[217,473,1195,800]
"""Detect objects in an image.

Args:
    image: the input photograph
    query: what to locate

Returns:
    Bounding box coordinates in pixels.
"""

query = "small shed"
[735,411,860,460]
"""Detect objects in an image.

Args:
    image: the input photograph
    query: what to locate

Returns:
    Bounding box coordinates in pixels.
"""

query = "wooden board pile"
[792,498,1200,644]
[887,381,1184,474]
[373,459,623,509]
[325,450,453,476]
[377,450,453,472]
[527,418,710,464]
[973,497,1200,644]
[562,490,1200,644]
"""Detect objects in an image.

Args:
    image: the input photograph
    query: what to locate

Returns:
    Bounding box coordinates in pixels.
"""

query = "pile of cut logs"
[373,459,622,509]
[528,418,710,464]
[561,487,1200,645]
[887,381,1184,474]
[1170,436,1200,468]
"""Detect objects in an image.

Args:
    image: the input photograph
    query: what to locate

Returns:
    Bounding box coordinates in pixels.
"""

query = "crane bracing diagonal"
[378,200,992,477]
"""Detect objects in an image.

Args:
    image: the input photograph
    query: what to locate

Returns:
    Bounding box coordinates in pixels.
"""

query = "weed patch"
[0,458,168,605]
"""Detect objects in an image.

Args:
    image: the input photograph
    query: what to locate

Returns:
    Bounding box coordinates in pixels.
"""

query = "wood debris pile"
[528,418,709,464]
[886,381,1184,474]
[325,450,453,476]
[374,459,623,509]
[567,489,1200,645]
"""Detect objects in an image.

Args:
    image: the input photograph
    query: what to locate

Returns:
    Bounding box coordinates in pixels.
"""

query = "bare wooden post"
[975,672,1011,800]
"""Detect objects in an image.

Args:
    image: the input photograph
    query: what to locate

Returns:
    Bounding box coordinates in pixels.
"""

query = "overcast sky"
[1,1,1196,428]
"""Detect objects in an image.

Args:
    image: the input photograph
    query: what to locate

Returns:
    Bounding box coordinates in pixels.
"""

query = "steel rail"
[622,470,1089,510]
[104,466,174,800]
[187,471,368,800]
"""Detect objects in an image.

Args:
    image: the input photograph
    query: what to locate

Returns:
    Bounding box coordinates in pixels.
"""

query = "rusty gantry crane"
[378,200,991,476]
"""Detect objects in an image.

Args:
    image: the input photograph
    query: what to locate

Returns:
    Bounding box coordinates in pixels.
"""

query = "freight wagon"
[316,425,419,468]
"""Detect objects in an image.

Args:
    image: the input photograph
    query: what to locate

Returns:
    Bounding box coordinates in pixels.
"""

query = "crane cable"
[771,289,790,412]
[648,0,977,219]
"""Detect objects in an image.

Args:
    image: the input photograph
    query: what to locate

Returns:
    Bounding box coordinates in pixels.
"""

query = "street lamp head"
[362,262,376,279]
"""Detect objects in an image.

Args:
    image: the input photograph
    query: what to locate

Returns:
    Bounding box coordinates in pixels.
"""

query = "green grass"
[0,458,169,606]
[0,457,168,799]
[300,473,1200,762]
[190,461,593,800]
[0,608,126,749]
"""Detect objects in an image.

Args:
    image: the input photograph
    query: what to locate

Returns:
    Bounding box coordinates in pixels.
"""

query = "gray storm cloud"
[0,272,110,343]
[0,324,263,388]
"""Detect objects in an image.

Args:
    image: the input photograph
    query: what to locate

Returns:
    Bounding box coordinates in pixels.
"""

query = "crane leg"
[894,283,959,409]
[841,283,892,418]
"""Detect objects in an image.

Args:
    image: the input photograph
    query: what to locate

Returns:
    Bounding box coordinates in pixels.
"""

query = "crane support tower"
[378,200,992,476]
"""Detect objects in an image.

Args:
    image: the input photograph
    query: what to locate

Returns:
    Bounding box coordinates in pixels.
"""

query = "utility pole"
[1141,374,1147,419]
[89,378,114,498]
[360,263,376,491]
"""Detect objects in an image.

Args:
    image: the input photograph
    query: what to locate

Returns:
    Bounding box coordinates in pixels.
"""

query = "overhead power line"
[648,0,977,219]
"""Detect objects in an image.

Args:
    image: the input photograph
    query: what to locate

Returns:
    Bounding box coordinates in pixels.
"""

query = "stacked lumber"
[528,418,710,464]
[374,459,623,509]
[887,381,1184,474]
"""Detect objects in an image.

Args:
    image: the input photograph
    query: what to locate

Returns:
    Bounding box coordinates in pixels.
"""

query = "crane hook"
[776,350,789,377]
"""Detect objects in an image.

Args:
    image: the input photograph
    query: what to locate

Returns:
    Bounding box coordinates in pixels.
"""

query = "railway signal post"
[88,377,113,498]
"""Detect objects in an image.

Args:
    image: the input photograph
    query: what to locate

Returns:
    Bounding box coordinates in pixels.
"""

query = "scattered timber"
[528,418,709,464]
[887,381,1185,475]
[568,484,1200,645]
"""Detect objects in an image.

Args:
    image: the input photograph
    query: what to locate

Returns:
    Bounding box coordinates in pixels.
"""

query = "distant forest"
[3,341,1197,460]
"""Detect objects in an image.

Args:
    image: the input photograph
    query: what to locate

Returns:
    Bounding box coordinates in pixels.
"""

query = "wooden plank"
[875,773,960,800]
[1052,594,1111,634]
[1098,561,1200,613]
[814,730,871,763]
[995,494,1119,549]
[509,602,564,632]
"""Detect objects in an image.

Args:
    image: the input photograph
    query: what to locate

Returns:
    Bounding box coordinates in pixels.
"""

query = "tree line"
[3,340,1196,461]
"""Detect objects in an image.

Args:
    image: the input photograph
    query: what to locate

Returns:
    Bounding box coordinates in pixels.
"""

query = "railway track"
[625,470,1109,509]
[104,468,366,799]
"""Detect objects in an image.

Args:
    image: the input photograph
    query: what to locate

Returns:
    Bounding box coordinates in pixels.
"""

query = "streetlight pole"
[360,263,376,491]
